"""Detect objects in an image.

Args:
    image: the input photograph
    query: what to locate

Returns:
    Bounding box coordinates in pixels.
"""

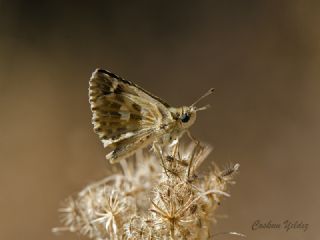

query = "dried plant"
[53,140,240,239]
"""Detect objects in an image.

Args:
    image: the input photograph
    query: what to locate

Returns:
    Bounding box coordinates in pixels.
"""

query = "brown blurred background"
[1,1,319,239]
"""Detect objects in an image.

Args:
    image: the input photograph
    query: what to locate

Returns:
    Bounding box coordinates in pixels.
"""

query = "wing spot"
[114,85,124,94]
[130,114,142,121]
[110,103,121,109]
[115,95,125,103]
[94,127,102,132]
[117,127,127,132]
[110,112,121,117]
[101,88,112,95]
[132,103,142,112]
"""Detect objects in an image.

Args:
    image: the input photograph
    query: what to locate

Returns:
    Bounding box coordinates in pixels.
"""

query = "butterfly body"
[89,69,211,163]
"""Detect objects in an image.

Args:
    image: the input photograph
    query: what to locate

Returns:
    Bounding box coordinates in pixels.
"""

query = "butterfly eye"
[180,113,190,123]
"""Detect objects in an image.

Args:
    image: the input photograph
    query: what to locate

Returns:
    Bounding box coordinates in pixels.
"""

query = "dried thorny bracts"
[53,141,240,239]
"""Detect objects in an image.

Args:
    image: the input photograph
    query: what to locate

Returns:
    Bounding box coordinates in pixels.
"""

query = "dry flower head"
[53,141,240,239]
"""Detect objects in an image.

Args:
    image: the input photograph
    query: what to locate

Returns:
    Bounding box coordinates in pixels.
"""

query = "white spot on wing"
[102,132,136,147]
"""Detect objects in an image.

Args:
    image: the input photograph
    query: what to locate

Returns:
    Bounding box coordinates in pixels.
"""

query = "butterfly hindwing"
[106,128,155,163]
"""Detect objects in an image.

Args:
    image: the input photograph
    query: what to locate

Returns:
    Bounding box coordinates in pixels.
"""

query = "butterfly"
[89,68,214,163]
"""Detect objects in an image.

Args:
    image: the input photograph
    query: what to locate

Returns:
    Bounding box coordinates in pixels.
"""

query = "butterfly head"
[177,106,197,129]
[176,88,215,129]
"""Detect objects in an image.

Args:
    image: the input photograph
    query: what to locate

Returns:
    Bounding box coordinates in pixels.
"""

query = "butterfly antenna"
[191,88,215,107]
[195,104,211,112]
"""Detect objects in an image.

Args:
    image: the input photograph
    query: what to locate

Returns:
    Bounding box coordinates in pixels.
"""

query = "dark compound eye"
[180,113,190,123]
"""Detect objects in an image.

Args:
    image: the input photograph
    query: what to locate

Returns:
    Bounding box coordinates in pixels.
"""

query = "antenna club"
[191,87,215,107]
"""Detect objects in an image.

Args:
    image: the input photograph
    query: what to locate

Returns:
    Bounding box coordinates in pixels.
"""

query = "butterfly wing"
[89,69,172,163]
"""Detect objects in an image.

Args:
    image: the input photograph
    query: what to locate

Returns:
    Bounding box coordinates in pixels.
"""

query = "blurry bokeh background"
[1,1,319,239]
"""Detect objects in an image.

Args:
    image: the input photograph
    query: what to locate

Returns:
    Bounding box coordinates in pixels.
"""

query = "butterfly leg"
[150,141,157,153]
[186,130,200,145]
[152,141,169,178]
[170,138,183,161]
[187,140,201,181]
